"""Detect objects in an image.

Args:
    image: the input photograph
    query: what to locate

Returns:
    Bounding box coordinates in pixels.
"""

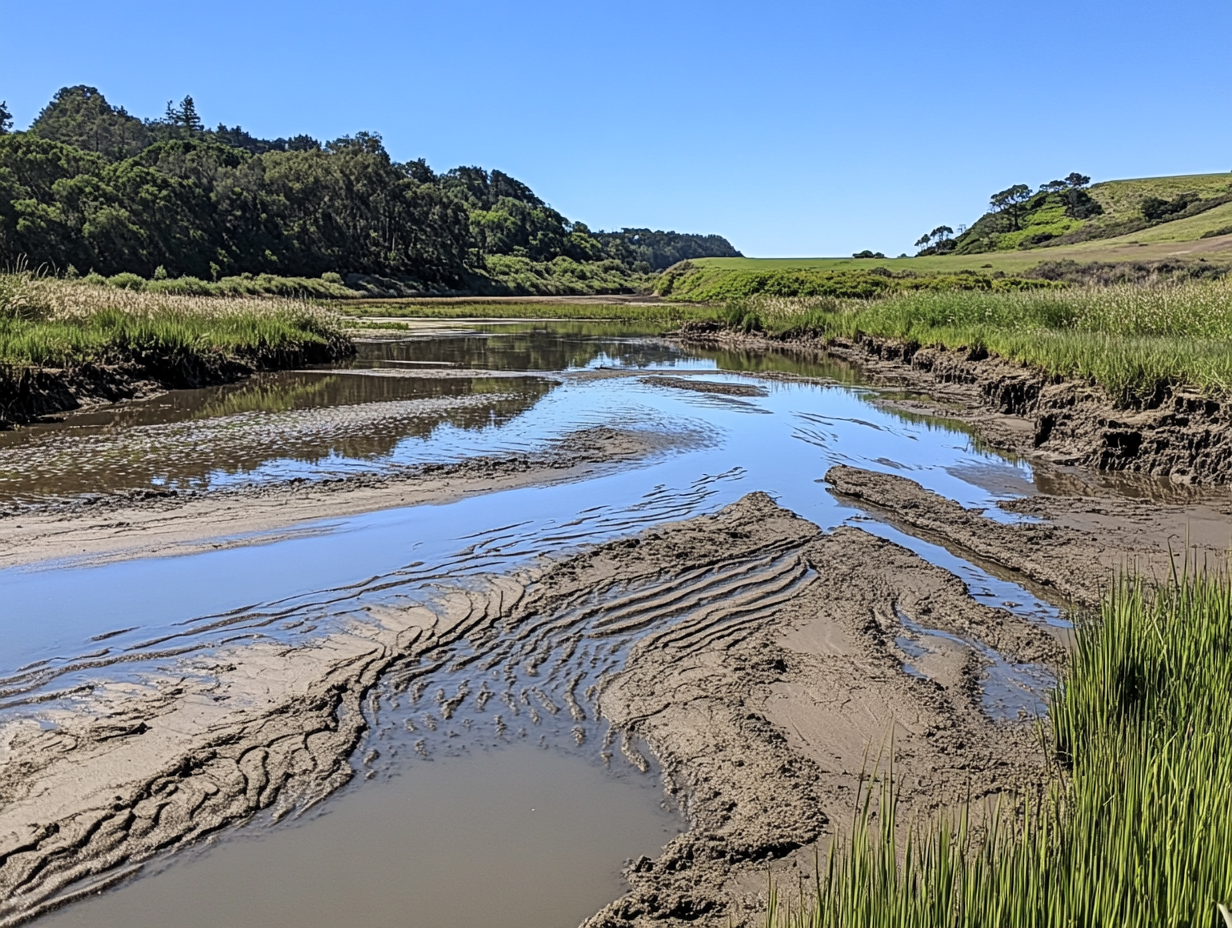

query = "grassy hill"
[661,176,1232,300]
[946,171,1232,255]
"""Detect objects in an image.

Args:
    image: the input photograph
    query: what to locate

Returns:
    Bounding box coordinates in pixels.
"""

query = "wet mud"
[0,492,1065,926]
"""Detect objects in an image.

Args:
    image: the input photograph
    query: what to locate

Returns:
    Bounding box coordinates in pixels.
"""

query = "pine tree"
[0,101,12,135]
[164,95,203,135]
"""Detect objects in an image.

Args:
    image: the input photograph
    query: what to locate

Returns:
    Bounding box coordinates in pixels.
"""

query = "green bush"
[108,272,146,291]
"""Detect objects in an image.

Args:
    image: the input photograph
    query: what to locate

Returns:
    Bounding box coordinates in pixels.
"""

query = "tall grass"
[766,567,1232,928]
[735,279,1232,405]
[337,298,708,324]
[0,273,349,369]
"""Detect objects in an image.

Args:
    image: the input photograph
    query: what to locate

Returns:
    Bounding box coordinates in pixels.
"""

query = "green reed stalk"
[767,566,1232,928]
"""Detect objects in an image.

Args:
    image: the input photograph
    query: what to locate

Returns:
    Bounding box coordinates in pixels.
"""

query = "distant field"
[696,213,1232,276]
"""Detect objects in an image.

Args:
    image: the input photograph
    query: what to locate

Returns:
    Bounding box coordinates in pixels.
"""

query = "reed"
[732,279,1232,405]
[0,273,349,369]
[766,565,1232,928]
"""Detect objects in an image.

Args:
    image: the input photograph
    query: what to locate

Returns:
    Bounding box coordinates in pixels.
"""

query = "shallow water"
[5,321,1071,924]
[38,742,680,928]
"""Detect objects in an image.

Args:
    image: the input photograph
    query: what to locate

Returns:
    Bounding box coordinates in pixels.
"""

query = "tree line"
[0,87,740,283]
[914,173,1101,256]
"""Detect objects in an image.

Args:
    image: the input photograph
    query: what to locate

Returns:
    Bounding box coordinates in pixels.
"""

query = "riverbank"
[5,320,1232,927]
[676,318,1232,485]
[0,276,352,426]
[0,479,1149,927]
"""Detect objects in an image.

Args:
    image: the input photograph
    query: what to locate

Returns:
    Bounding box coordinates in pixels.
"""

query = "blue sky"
[2,0,1229,257]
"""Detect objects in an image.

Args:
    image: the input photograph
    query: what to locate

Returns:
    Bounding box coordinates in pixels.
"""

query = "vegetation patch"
[655,261,1057,302]
[0,271,352,394]
[766,567,1232,928]
[715,279,1232,406]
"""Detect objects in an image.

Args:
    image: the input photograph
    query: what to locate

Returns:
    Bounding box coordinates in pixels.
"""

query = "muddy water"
[38,743,680,928]
[5,322,1073,925]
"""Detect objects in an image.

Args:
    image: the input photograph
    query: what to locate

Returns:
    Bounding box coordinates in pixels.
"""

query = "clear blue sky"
[2,0,1229,257]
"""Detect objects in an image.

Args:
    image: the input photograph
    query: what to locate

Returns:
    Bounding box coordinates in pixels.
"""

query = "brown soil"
[675,323,1232,485]
[825,465,1232,607]
[638,374,769,397]
[0,426,663,570]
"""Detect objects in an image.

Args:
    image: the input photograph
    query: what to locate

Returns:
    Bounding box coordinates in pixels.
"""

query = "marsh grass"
[0,273,348,370]
[766,565,1232,928]
[735,279,1232,405]
[337,299,706,324]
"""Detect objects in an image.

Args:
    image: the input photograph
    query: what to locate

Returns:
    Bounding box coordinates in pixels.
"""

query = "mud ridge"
[585,497,1063,927]
[675,322,1232,485]
[0,425,677,570]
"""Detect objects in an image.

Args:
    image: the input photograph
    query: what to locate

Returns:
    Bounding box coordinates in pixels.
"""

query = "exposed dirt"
[584,495,1063,927]
[675,322,1232,485]
[0,493,1067,927]
[825,465,1232,607]
[638,375,769,397]
[0,426,665,570]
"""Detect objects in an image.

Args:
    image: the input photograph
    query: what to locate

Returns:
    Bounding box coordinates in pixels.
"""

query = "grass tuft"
[767,564,1232,928]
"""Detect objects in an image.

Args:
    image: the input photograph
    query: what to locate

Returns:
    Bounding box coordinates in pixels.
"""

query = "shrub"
[108,272,146,291]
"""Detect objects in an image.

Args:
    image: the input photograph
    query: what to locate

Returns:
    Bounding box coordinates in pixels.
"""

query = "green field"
[692,172,1232,277]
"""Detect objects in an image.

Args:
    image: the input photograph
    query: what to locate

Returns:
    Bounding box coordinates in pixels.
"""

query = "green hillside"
[664,176,1232,299]
[933,172,1232,256]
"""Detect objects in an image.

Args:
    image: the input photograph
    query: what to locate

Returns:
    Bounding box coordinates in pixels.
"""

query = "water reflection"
[0,373,555,505]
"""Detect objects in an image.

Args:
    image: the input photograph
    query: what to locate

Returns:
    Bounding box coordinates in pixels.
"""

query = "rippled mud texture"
[0,493,1061,926]
[584,494,1062,927]
[676,324,1232,485]
[826,465,1232,607]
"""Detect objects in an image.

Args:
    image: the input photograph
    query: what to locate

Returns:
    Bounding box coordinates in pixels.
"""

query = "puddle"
[895,611,1056,721]
[37,741,681,928]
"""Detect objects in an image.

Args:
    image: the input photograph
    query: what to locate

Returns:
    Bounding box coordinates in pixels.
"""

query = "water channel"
[4,321,1071,927]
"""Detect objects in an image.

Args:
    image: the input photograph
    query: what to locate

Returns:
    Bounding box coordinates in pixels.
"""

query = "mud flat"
[1,486,1077,926]
[675,323,1232,485]
[0,426,666,570]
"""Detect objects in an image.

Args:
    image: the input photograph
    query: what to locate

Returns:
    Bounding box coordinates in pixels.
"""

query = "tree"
[0,101,11,135]
[989,184,1034,231]
[164,95,203,135]
[1049,172,1102,219]
[30,86,151,158]
[914,233,931,248]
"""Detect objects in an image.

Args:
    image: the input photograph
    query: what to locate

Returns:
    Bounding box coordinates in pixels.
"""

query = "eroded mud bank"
[676,324,1232,485]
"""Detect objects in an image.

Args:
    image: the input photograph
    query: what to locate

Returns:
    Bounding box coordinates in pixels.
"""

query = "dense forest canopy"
[0,86,741,286]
